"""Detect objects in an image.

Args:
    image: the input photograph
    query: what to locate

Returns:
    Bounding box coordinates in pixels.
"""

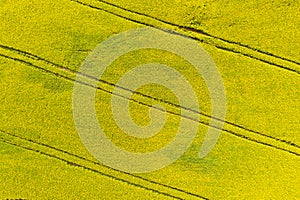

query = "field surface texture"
[0,0,299,199]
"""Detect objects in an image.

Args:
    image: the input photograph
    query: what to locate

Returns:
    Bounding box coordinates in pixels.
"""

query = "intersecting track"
[69,0,300,75]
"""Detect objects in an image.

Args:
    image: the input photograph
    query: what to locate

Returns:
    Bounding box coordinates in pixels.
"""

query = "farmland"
[1,0,299,199]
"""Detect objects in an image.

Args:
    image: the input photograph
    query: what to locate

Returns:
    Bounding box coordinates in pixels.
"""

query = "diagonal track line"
[1,1,298,198]
[0,45,299,157]
[1,44,299,150]
[94,0,300,66]
[69,0,300,75]
[0,129,208,200]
